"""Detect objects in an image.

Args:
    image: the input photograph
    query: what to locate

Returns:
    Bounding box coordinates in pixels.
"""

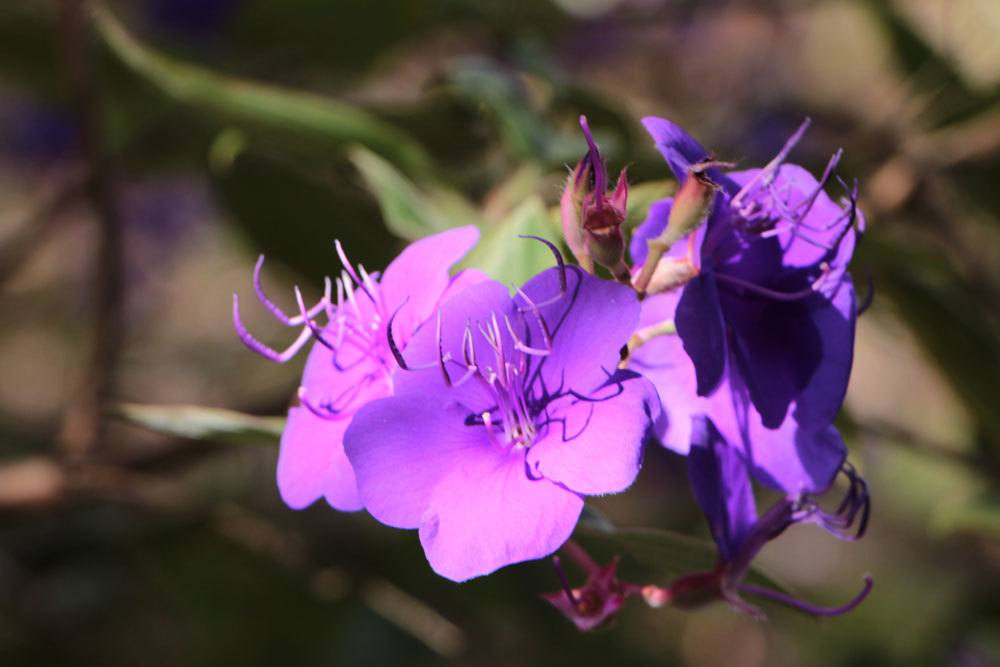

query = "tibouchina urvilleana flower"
[234,226,483,510]
[344,250,661,581]
[629,118,863,494]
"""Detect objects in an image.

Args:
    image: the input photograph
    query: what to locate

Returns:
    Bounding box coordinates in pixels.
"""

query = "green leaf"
[93,6,432,177]
[113,403,284,444]
[458,196,560,286]
[348,146,482,240]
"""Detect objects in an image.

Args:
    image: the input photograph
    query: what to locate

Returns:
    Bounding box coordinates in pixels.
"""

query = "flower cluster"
[235,112,870,627]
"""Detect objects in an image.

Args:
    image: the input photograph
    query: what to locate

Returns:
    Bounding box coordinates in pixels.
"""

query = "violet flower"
[234,226,483,510]
[667,415,871,619]
[343,249,661,581]
[629,118,863,493]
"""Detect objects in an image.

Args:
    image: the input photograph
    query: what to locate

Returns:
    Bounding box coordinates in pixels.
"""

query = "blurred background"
[1,1,999,665]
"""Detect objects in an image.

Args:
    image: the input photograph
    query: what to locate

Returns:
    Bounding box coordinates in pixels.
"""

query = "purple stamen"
[232,293,314,363]
[505,314,550,356]
[386,306,410,370]
[517,235,567,305]
[552,555,581,608]
[731,117,812,210]
[514,286,554,351]
[334,239,364,289]
[714,262,829,302]
[738,575,873,618]
[436,310,455,387]
[293,285,335,351]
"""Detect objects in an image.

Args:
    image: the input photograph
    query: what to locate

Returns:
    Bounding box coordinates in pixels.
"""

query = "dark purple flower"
[343,255,661,581]
[629,118,863,493]
[667,415,871,619]
[234,226,483,510]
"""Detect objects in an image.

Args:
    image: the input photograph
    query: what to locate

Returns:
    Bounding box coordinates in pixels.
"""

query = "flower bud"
[581,167,628,278]
[560,158,591,271]
[561,115,630,280]
[657,160,726,250]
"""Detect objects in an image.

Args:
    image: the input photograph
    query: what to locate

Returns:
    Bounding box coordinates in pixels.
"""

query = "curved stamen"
[334,239,364,289]
[515,286,554,352]
[517,235,567,307]
[233,293,314,363]
[293,286,334,350]
[738,575,873,618]
[731,118,812,210]
[436,310,455,387]
[714,263,830,302]
[386,305,409,371]
[505,314,550,356]
[251,255,329,326]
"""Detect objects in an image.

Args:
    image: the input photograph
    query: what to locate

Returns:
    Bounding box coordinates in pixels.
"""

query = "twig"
[55,0,127,461]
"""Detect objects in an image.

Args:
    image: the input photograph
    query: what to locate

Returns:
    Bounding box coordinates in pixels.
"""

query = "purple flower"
[629,118,863,493]
[343,254,661,581]
[234,226,483,510]
[666,415,871,619]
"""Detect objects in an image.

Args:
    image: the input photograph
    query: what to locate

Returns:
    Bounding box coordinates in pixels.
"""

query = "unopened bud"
[559,115,630,280]
[582,167,628,277]
[633,158,730,296]
[657,160,727,250]
[560,158,591,271]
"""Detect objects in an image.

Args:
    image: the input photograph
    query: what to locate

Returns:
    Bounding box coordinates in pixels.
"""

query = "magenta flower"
[233,226,483,510]
[665,415,871,619]
[343,256,661,581]
[630,118,863,493]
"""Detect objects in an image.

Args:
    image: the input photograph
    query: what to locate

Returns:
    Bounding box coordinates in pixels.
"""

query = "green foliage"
[114,404,284,444]
[348,147,482,240]
[94,6,432,177]
[458,196,561,286]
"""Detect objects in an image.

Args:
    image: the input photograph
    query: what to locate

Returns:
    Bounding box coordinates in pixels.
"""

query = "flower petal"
[688,415,757,561]
[641,116,711,182]
[277,407,363,511]
[723,291,822,429]
[419,446,583,582]
[792,277,856,429]
[379,225,480,343]
[344,395,487,528]
[393,278,515,412]
[518,266,640,397]
[708,375,846,494]
[628,290,701,453]
[526,369,659,495]
[630,198,671,266]
[675,271,728,397]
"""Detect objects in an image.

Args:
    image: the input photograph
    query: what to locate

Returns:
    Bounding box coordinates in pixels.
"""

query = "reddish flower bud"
[543,555,628,632]
[560,115,630,280]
